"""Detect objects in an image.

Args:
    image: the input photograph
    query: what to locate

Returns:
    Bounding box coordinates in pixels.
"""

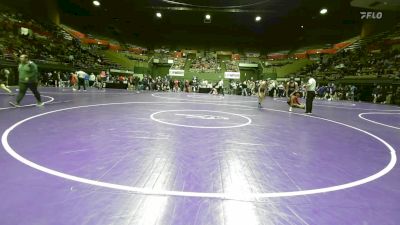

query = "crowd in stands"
[291,44,400,104]
[152,52,172,64]
[189,56,219,73]
[0,11,110,70]
[84,44,124,69]
[299,48,400,80]
[170,58,186,70]
[125,54,148,62]
[314,83,398,104]
[238,57,260,64]
[371,84,398,104]
[0,9,398,105]
[225,61,239,72]
[120,50,148,62]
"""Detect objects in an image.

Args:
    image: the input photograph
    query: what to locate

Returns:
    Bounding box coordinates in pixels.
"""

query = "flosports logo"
[360,12,383,19]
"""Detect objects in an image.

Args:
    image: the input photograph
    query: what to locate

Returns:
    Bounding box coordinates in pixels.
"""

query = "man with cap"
[287,91,305,112]
[9,54,43,107]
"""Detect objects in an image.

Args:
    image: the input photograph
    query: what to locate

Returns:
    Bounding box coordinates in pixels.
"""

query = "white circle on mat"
[1,101,397,201]
[359,112,400,130]
[150,109,252,129]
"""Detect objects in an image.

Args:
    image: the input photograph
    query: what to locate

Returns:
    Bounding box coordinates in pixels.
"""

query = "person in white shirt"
[76,70,87,91]
[89,73,96,87]
[229,80,237,95]
[304,76,316,114]
[267,79,276,97]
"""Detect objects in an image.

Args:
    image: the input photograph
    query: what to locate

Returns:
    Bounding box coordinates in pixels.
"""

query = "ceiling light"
[255,16,261,22]
[156,12,162,18]
[320,8,328,15]
[93,0,100,6]
[205,14,211,20]
[301,25,304,28]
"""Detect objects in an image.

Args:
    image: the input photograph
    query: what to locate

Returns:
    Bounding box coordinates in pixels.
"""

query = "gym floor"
[0,88,399,225]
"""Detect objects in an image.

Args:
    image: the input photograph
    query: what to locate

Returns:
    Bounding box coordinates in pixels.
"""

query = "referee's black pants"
[78,78,86,90]
[306,91,315,113]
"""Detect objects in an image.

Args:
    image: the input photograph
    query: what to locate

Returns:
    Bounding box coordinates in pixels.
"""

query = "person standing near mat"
[304,76,316,114]
[217,78,224,97]
[96,72,104,90]
[0,68,14,95]
[76,70,87,91]
[70,72,78,91]
[258,80,268,108]
[9,54,43,107]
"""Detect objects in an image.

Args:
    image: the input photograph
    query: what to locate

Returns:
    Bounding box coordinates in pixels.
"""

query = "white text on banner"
[169,69,185,76]
[224,72,240,79]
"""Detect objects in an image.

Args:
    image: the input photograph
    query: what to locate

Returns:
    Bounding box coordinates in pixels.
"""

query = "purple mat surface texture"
[0,88,399,225]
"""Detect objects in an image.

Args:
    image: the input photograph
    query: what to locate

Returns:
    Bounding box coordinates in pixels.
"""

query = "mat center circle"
[150,110,252,128]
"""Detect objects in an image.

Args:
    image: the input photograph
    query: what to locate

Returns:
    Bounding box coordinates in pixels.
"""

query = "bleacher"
[225,61,239,72]
[170,58,186,70]
[189,56,219,73]
[0,10,111,70]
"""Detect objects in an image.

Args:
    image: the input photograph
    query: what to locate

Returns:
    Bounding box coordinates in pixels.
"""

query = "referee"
[305,76,316,114]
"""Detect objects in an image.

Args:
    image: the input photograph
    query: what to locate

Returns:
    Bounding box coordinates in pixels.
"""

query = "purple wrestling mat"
[0,88,399,225]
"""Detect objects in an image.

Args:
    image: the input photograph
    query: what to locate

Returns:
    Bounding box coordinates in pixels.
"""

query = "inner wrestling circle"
[150,109,252,128]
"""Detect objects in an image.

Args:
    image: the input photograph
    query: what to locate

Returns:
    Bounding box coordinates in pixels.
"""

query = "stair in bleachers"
[60,30,73,41]
[343,39,361,51]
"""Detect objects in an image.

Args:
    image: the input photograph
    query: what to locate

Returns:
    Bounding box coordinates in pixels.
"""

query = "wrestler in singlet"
[286,78,298,97]
[258,80,268,108]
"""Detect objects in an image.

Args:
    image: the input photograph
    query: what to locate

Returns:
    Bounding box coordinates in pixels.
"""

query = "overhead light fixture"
[320,8,328,15]
[204,14,211,23]
[301,25,304,28]
[156,12,162,18]
[255,16,261,22]
[93,0,100,6]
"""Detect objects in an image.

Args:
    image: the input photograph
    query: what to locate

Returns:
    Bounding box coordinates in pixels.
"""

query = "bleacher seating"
[0,10,111,70]
[225,61,239,72]
[189,56,219,73]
